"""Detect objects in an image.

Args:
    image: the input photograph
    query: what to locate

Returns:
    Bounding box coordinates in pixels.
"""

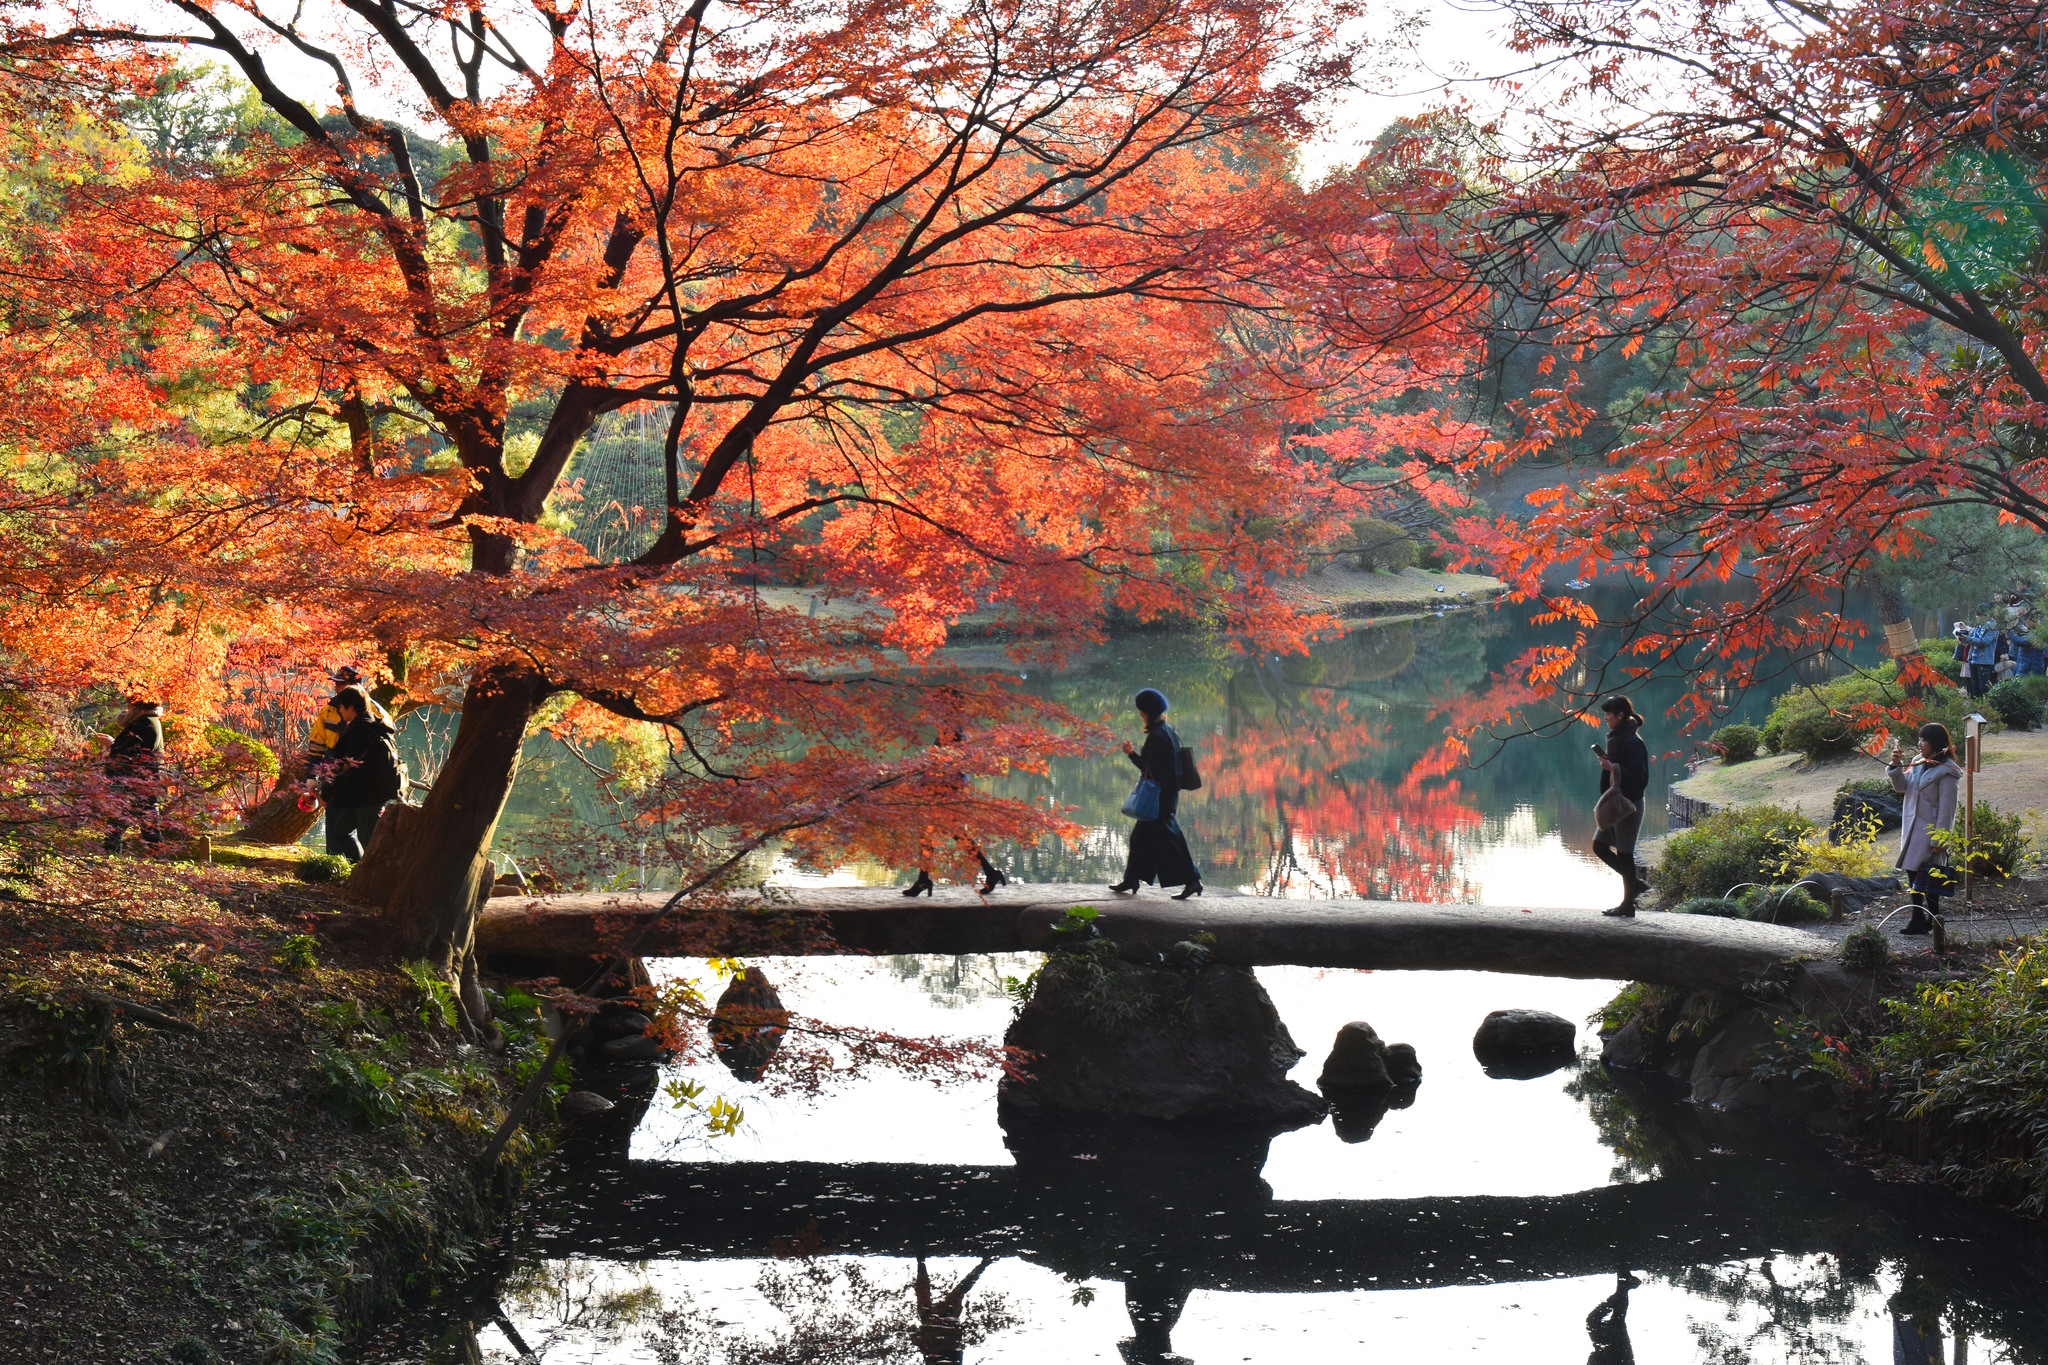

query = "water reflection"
[419,588,1851,902]
[348,958,2048,1364]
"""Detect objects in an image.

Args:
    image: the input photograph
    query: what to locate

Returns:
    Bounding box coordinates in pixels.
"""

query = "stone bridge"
[477,883,1820,991]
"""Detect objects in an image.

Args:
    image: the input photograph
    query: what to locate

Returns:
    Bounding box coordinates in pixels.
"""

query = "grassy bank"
[0,853,565,1364]
[1271,564,1507,616]
[751,565,1510,641]
[1674,730,2048,824]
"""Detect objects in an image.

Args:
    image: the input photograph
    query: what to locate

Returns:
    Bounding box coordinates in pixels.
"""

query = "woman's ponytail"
[1599,695,1643,732]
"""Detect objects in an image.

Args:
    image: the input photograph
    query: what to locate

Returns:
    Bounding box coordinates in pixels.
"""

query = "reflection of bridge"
[479,884,1817,990]
[524,1106,2048,1363]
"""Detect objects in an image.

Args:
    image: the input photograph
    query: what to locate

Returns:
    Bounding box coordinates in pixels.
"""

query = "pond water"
[454,586,1842,906]
[355,956,2048,1365]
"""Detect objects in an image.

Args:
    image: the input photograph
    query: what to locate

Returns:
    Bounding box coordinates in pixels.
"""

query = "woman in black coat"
[1109,688,1202,899]
[1591,695,1650,917]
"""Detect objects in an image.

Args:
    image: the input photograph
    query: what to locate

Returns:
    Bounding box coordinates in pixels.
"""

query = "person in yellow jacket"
[307,666,393,766]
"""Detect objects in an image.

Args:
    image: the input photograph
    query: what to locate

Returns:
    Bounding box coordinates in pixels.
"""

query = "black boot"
[1901,893,1932,936]
[1172,880,1204,901]
[1108,879,1139,894]
[902,870,934,898]
[978,856,1008,894]
[1602,878,1640,917]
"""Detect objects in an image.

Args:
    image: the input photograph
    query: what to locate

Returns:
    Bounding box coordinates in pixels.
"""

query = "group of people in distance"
[1953,603,2047,697]
[1593,699,1961,936]
[96,665,404,860]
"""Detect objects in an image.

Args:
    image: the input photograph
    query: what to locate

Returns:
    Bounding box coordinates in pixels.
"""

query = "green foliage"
[1987,676,2046,730]
[165,958,219,1007]
[252,1165,467,1361]
[1836,777,1892,797]
[1932,802,2031,880]
[1917,637,1962,677]
[276,933,319,974]
[1763,665,1983,762]
[1840,924,1893,974]
[1656,805,1816,900]
[1349,516,1418,572]
[1869,939,2048,1212]
[1668,896,1743,918]
[1710,723,1761,763]
[296,853,353,884]
[399,959,459,1030]
[1736,883,1831,924]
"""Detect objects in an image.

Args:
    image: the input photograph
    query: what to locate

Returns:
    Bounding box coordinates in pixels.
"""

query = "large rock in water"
[1318,1020,1392,1088]
[1000,957,1325,1122]
[1473,1008,1575,1055]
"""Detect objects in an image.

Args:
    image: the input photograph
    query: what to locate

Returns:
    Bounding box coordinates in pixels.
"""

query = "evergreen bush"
[1656,806,1816,900]
[1986,677,2046,730]
[1349,517,1418,573]
[1839,925,1892,974]
[1736,883,1831,923]
[1668,896,1743,918]
[1710,723,1762,763]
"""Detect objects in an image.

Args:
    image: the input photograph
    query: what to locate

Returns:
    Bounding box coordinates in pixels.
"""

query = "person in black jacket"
[1109,688,1202,899]
[1592,695,1651,917]
[317,686,402,859]
[100,698,166,854]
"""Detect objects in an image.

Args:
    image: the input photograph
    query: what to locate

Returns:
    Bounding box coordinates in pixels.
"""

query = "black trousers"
[1591,809,1644,899]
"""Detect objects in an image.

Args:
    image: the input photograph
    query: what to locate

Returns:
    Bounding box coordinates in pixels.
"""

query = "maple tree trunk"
[347,664,544,974]
[237,752,320,845]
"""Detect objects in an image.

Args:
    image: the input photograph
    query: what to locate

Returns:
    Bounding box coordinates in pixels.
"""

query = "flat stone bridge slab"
[478,883,1819,990]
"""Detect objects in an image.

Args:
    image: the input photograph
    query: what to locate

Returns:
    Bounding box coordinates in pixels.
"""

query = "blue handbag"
[1121,777,1161,822]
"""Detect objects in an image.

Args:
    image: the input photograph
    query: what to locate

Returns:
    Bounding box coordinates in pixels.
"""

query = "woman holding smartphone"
[1887,724,1961,936]
[1591,696,1651,917]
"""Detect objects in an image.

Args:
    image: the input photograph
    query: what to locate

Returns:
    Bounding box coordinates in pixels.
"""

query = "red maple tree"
[1301,0,2047,731]
[0,0,1488,991]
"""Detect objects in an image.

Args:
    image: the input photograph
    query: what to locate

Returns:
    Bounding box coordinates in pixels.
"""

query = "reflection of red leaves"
[1206,689,1482,900]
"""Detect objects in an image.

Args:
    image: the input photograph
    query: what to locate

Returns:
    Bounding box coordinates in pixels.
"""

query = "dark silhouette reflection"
[1586,1272,1638,1365]
[1475,1046,1575,1080]
[1324,1080,1418,1143]
[913,1255,994,1365]
[710,965,788,1081]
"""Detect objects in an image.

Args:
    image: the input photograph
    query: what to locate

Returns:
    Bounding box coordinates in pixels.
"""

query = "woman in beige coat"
[1887,723,1961,936]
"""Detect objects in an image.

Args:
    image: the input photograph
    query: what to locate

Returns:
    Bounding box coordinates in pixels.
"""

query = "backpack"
[1178,742,1203,791]
[365,730,405,804]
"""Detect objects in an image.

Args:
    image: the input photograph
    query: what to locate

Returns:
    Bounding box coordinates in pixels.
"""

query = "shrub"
[1840,924,1893,974]
[297,852,353,883]
[276,933,319,974]
[1668,896,1743,918]
[1778,819,1892,880]
[1349,517,1418,573]
[1656,805,1817,900]
[1986,677,2045,730]
[1836,777,1892,797]
[1764,666,1986,762]
[1869,940,2048,1212]
[1933,802,2031,881]
[1916,637,1963,679]
[1737,883,1831,923]
[1710,723,1762,763]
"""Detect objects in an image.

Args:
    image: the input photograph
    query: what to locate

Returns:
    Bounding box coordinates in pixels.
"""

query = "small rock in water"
[592,1009,653,1041]
[1473,1008,1575,1056]
[1384,1042,1422,1084]
[1318,1021,1391,1089]
[600,1035,663,1062]
[560,1091,615,1118]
